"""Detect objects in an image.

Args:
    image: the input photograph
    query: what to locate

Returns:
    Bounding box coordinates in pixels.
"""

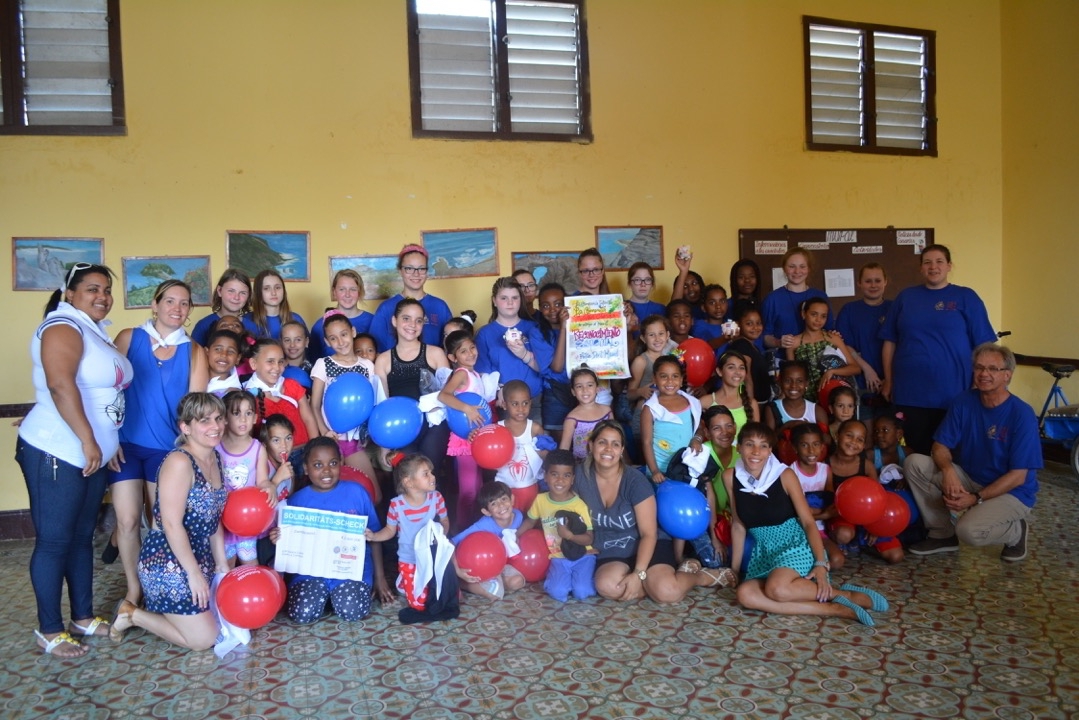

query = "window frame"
[803,15,936,157]
[0,0,126,136]
[406,0,592,143]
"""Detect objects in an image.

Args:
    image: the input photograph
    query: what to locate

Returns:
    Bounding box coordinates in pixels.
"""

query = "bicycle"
[1029,360,1079,478]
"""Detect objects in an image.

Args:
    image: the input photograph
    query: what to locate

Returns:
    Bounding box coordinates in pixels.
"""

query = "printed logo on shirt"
[933,301,959,312]
[987,424,1010,442]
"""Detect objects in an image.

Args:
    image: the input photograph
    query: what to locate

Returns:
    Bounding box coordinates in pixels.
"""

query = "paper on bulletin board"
[824,268,856,298]
[771,267,787,291]
[565,294,630,379]
[274,506,368,581]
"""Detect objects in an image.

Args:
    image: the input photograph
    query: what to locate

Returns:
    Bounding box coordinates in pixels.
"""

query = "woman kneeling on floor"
[111,392,230,650]
[723,422,888,626]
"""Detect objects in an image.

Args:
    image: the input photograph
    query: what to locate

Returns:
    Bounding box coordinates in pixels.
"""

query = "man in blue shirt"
[905,343,1041,562]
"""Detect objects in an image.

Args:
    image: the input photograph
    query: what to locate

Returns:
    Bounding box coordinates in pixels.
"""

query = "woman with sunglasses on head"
[17,263,134,656]
[369,244,454,353]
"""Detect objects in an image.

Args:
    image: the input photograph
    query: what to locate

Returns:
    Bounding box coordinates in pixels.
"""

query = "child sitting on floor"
[452,482,528,601]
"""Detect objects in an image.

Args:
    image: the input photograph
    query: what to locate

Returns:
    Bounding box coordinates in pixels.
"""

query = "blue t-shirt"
[474,318,554,398]
[934,390,1041,507]
[369,293,453,352]
[628,300,667,324]
[451,510,524,545]
[835,299,892,390]
[691,320,727,345]
[879,284,995,408]
[191,312,222,346]
[761,287,832,339]
[287,480,382,588]
[307,311,374,363]
[242,312,306,341]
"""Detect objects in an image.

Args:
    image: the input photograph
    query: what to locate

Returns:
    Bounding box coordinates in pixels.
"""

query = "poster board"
[565,294,631,379]
[738,228,934,315]
[274,506,368,582]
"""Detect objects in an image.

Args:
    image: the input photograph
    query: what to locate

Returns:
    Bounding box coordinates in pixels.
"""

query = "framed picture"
[328,254,400,301]
[121,256,212,309]
[510,251,581,295]
[594,226,664,271]
[226,231,311,282]
[12,237,104,291]
[420,228,499,279]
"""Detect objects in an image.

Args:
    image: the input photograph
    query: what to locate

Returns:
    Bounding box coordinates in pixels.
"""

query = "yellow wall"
[1000,0,1079,406]
[1,0,1062,511]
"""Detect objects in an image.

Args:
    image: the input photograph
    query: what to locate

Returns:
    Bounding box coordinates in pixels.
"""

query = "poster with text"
[566,294,630,379]
[274,506,368,582]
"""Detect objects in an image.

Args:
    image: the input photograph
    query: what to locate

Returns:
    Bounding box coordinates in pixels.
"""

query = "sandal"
[34,630,86,657]
[699,567,738,588]
[109,599,137,643]
[677,559,701,574]
[832,595,875,627]
[69,616,110,638]
[840,583,889,612]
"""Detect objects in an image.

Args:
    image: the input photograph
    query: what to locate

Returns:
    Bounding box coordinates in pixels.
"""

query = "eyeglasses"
[630,278,654,285]
[518,283,537,291]
[973,365,1008,374]
[401,266,428,275]
[579,268,604,276]
[65,262,93,287]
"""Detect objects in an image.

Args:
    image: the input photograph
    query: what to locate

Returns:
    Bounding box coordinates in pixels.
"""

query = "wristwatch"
[974,491,984,505]
[635,568,648,582]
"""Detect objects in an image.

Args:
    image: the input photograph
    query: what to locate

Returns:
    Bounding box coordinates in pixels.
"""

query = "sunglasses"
[65,262,93,287]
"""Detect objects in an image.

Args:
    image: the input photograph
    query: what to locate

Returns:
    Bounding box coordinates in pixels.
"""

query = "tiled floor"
[2,464,1077,719]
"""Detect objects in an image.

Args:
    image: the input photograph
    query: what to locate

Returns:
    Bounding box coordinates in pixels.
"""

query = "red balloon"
[678,338,716,387]
[339,465,378,502]
[508,529,551,583]
[864,491,913,538]
[216,566,286,629]
[834,476,888,526]
[818,378,850,410]
[471,424,515,470]
[456,531,507,582]
[221,487,276,537]
[714,515,732,546]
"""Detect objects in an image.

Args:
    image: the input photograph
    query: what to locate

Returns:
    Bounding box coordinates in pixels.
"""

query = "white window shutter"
[506,1,581,135]
[417,4,496,133]
[21,0,114,127]
[808,24,863,146]
[873,31,926,150]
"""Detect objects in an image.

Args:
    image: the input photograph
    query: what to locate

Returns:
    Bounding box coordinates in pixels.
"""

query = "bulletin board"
[738,227,934,316]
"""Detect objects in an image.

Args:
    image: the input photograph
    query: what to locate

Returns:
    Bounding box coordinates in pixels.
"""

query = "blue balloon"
[368,397,423,450]
[894,489,920,525]
[282,365,311,389]
[655,481,710,540]
[446,392,492,439]
[324,374,375,433]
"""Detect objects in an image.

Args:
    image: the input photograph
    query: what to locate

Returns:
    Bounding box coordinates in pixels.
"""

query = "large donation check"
[273,506,368,581]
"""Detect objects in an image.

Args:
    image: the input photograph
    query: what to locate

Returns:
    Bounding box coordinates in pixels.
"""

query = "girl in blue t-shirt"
[762,247,831,351]
[244,269,306,340]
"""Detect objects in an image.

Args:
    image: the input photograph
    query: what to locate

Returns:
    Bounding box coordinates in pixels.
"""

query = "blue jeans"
[544,555,597,602]
[16,439,108,633]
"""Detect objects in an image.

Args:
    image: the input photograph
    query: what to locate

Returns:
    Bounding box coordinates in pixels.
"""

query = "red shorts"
[396,561,430,611]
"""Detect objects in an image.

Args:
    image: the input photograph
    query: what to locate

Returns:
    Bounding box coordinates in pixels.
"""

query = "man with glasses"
[369,244,453,352]
[905,343,1041,562]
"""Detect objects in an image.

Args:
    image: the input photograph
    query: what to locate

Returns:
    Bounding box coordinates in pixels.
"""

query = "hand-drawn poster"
[274,506,368,581]
[565,294,630,379]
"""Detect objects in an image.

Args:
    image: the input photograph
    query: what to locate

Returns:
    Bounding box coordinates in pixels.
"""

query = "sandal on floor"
[677,559,701,574]
[832,595,875,627]
[69,616,110,638]
[34,630,86,657]
[840,583,889,612]
[109,599,137,643]
[699,567,738,588]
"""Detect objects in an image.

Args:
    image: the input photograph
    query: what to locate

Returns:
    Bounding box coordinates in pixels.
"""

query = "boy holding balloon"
[451,482,528,601]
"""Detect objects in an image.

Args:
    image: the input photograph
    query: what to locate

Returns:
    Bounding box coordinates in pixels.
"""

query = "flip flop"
[109,599,137,643]
[69,616,110,638]
[699,567,738,588]
[34,629,86,657]
[832,595,875,627]
[840,583,889,612]
[677,559,701,574]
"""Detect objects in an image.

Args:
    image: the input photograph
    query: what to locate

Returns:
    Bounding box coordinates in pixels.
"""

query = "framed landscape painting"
[420,228,499,279]
[595,226,664,271]
[226,231,311,281]
[12,237,104,291]
[121,255,212,309]
[329,254,399,301]
[510,251,580,295]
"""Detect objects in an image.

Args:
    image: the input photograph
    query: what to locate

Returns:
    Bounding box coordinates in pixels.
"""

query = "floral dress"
[138,449,227,615]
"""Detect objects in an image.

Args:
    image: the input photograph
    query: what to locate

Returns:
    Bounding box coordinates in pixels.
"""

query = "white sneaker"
[482,576,505,600]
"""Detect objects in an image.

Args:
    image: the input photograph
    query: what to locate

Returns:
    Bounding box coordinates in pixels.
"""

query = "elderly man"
[905,343,1041,562]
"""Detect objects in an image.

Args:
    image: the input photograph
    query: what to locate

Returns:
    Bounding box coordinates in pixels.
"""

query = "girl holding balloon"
[217,390,276,567]
[722,422,887,627]
[310,312,381,482]
[438,329,489,529]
